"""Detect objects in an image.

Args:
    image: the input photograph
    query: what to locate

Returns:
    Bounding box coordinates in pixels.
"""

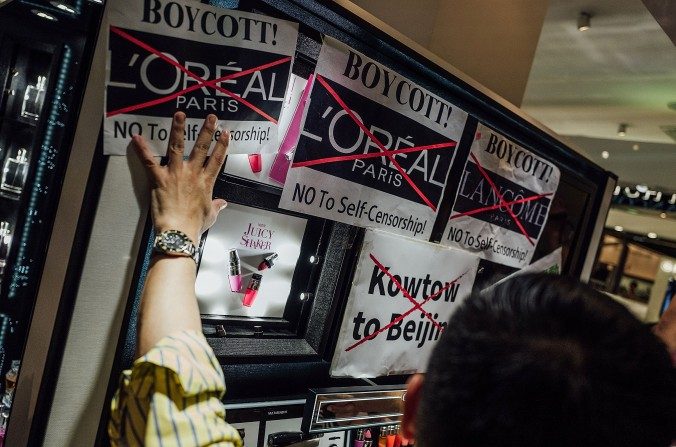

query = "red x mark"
[466,152,537,246]
[299,74,456,212]
[107,26,291,123]
[345,253,468,352]
[450,192,553,220]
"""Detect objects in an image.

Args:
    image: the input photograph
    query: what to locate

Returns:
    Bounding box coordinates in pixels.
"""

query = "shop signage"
[330,229,479,378]
[195,203,307,318]
[612,184,676,212]
[104,0,298,155]
[441,123,561,268]
[279,37,468,240]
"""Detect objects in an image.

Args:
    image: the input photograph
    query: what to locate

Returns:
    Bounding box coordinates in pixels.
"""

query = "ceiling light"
[632,144,639,151]
[617,123,628,137]
[50,1,75,13]
[601,151,609,159]
[660,212,667,219]
[647,232,658,239]
[577,12,591,31]
[661,260,675,273]
[614,225,624,232]
[31,9,57,20]
[636,185,648,193]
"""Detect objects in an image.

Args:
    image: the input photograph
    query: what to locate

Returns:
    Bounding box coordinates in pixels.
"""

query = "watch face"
[162,232,188,251]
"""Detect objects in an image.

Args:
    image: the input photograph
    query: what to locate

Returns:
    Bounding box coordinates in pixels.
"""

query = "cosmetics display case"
[0,1,105,445]
[0,1,616,446]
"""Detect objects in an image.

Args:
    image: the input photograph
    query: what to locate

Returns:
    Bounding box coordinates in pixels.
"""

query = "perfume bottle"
[0,222,10,276]
[1,148,29,195]
[20,75,46,121]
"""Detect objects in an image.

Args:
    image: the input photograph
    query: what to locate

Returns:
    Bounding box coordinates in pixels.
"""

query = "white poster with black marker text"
[104,0,298,155]
[442,123,561,268]
[330,229,479,378]
[279,37,468,240]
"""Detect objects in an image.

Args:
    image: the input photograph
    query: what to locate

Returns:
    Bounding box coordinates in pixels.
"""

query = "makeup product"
[378,428,387,447]
[393,426,402,447]
[1,148,29,195]
[257,253,278,271]
[228,249,242,292]
[242,273,262,307]
[386,427,395,447]
[20,75,46,121]
[0,222,11,276]
[248,153,262,173]
[363,441,372,447]
[353,429,365,447]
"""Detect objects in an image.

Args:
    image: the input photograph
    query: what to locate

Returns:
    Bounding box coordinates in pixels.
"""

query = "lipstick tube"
[386,427,395,447]
[228,249,242,292]
[257,252,278,271]
[378,429,387,447]
[353,429,365,447]
[242,273,262,307]
[393,425,402,447]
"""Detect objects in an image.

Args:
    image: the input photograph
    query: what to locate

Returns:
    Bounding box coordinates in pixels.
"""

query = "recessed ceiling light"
[577,12,591,31]
[614,225,624,232]
[632,144,639,151]
[660,212,667,219]
[617,123,628,137]
[601,151,609,159]
[31,9,57,20]
[636,185,648,193]
[647,232,657,239]
[50,1,75,13]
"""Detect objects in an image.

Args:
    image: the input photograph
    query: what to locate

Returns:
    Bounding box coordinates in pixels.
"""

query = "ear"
[402,373,424,440]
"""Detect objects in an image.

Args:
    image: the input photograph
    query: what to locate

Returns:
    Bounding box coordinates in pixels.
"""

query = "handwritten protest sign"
[330,229,479,378]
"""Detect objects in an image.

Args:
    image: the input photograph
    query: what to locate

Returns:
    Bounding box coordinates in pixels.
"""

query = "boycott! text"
[142,0,279,45]
[343,51,454,130]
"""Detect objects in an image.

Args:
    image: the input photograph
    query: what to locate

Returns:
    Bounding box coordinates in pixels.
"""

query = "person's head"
[402,274,676,447]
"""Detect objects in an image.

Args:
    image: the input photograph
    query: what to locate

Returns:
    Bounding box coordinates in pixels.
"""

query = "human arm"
[133,111,228,357]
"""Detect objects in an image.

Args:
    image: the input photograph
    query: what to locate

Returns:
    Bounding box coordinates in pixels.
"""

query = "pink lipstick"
[228,249,242,292]
[242,273,262,307]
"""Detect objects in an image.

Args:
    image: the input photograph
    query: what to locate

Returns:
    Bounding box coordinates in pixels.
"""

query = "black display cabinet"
[0,0,104,445]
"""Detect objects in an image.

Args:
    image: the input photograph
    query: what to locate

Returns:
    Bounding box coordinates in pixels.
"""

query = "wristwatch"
[152,230,197,262]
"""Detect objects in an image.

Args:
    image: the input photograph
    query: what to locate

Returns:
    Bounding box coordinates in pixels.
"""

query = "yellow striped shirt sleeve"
[109,330,243,447]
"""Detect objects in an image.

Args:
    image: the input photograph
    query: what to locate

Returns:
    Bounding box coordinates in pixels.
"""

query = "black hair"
[417,273,676,447]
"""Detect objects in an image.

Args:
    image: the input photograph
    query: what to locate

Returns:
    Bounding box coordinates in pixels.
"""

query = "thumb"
[213,198,228,214]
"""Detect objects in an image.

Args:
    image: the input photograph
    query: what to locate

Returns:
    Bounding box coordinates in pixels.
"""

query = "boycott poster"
[104,0,298,155]
[279,37,468,240]
[442,123,561,268]
[330,229,479,378]
[195,203,307,318]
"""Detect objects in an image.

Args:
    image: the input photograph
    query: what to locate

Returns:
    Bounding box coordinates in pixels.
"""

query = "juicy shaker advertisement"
[442,123,561,268]
[104,0,298,155]
[330,230,479,378]
[195,203,307,318]
[279,37,468,240]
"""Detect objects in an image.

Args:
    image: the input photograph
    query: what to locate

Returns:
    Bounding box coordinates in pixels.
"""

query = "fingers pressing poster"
[330,229,479,378]
[104,0,298,155]
[279,37,468,240]
[442,123,561,268]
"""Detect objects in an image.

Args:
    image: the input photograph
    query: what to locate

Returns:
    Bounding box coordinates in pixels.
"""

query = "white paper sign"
[279,37,468,240]
[104,0,298,155]
[482,247,562,294]
[330,229,479,378]
[195,203,307,318]
[442,123,561,268]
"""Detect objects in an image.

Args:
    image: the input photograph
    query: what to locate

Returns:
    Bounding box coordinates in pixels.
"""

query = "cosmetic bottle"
[353,429,365,447]
[386,426,395,447]
[1,148,29,196]
[0,222,11,276]
[258,252,278,271]
[393,425,402,447]
[20,75,46,121]
[228,249,242,292]
[378,428,387,447]
[242,273,262,307]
